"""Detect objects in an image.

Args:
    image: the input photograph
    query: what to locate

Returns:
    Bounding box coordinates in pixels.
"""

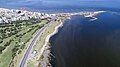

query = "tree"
[12,46,19,58]
[0,39,3,43]
[0,46,5,54]
[4,42,9,47]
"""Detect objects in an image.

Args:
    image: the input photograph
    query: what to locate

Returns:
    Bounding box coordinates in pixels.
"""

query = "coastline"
[37,19,64,67]
[45,10,120,67]
[0,7,107,67]
[38,11,106,67]
[24,10,105,67]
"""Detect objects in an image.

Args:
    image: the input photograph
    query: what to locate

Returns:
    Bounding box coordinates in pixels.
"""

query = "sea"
[50,12,120,67]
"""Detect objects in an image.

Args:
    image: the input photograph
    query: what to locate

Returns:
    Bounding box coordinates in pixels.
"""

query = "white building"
[0,8,53,23]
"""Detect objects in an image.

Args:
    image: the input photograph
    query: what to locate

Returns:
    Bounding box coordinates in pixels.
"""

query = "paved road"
[19,18,55,67]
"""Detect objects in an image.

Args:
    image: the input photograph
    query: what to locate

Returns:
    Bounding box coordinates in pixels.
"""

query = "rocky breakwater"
[71,11,106,21]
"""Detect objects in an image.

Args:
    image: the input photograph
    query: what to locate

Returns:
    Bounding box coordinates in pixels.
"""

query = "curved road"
[19,18,55,67]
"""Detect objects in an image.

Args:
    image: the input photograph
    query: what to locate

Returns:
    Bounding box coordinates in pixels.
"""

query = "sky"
[0,0,120,10]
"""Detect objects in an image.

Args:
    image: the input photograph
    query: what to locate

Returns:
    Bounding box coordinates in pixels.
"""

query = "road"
[19,18,55,67]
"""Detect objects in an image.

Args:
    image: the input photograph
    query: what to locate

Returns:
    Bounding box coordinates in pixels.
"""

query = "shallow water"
[50,12,120,67]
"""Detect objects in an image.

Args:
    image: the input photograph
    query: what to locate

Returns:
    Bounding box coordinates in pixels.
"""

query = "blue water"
[50,12,120,67]
[0,0,120,12]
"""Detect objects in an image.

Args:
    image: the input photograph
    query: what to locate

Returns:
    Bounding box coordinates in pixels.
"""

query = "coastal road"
[19,17,56,67]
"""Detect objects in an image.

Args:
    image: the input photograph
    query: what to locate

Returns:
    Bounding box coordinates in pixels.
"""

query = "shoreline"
[22,10,105,67]
[37,18,64,67]
[38,11,106,67]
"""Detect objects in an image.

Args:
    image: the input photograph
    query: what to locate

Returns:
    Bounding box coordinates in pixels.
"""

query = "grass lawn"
[0,41,15,67]
[0,19,49,67]
[0,26,33,67]
[35,21,60,51]
[26,60,35,67]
